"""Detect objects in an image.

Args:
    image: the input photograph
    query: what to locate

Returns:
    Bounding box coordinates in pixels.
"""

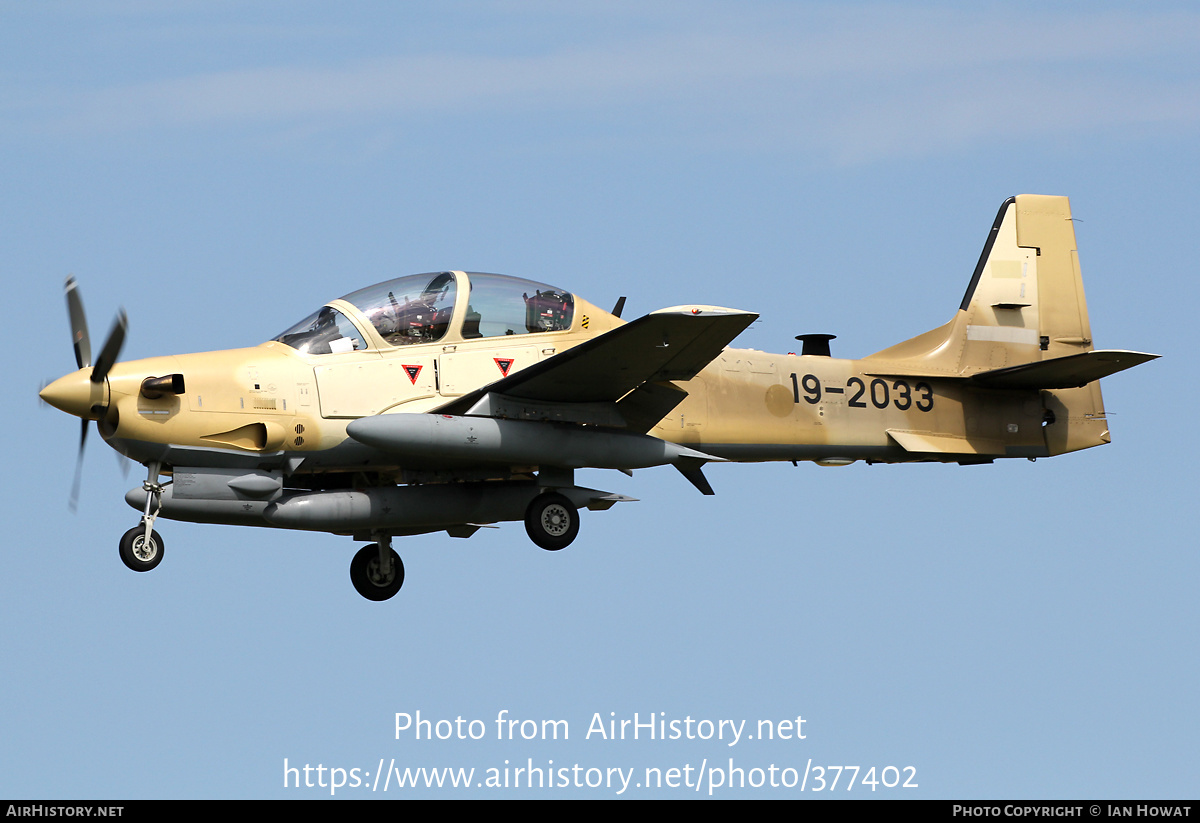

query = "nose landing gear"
[119,461,167,573]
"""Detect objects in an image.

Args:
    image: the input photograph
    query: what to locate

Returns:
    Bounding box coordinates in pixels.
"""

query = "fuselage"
[41,268,1098,487]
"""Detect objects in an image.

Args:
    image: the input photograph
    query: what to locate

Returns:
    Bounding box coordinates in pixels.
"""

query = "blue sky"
[3,1,1197,798]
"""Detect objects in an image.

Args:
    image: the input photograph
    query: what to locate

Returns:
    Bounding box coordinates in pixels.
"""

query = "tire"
[119,525,164,572]
[524,492,579,551]
[349,544,405,601]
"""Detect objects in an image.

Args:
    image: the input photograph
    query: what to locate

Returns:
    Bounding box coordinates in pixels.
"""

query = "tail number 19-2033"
[790,374,934,412]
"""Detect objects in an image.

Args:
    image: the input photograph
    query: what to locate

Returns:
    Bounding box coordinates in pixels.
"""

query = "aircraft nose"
[39,369,97,419]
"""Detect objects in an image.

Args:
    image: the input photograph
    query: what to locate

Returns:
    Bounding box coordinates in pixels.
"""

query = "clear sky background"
[3,1,1196,799]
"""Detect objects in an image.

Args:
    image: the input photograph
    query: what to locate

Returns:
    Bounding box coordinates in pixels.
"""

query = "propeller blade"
[91,309,127,385]
[69,418,88,512]
[56,278,124,511]
[115,451,131,480]
[65,276,91,370]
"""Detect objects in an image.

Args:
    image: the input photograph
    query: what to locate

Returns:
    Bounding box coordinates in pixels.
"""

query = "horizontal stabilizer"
[969,349,1159,390]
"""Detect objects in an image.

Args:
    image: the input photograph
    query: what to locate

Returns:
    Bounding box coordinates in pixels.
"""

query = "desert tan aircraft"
[40,195,1156,601]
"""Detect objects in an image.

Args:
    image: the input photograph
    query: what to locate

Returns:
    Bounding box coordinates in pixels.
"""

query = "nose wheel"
[119,525,164,572]
[350,540,405,601]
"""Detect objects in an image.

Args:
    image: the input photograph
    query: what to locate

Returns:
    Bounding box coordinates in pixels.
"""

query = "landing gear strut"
[120,461,166,572]
[350,537,405,601]
[524,492,579,551]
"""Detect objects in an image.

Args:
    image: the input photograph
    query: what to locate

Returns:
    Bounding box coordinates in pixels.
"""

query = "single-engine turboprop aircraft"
[40,195,1157,600]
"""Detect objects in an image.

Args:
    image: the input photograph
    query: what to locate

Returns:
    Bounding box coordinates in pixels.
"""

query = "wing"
[430,305,758,431]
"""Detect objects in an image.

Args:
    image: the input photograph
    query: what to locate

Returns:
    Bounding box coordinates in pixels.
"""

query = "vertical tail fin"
[865,195,1115,454]
[867,194,1094,374]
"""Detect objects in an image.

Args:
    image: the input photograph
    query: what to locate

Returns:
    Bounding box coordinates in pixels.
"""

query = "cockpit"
[272,271,575,354]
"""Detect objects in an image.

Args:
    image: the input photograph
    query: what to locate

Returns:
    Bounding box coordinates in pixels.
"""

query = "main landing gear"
[349,537,405,602]
[119,461,166,573]
[524,492,579,552]
[347,492,579,601]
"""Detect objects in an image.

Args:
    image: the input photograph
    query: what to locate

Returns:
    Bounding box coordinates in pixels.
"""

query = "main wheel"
[349,544,405,601]
[524,492,579,551]
[119,525,164,572]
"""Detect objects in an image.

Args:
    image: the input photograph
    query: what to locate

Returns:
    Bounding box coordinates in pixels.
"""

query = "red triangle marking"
[402,365,422,384]
[494,358,514,377]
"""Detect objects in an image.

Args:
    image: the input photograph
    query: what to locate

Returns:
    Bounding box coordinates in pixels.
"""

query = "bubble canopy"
[273,272,575,354]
